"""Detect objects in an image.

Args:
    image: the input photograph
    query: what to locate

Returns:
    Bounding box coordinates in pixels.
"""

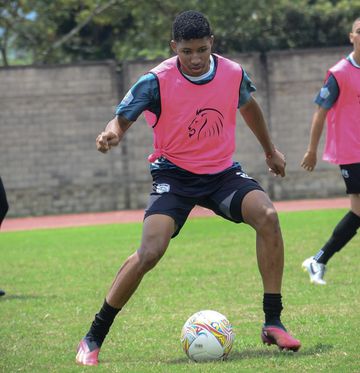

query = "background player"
[301,18,360,285]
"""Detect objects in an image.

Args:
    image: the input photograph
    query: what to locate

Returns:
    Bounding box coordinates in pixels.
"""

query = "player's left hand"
[300,151,317,171]
[266,149,286,177]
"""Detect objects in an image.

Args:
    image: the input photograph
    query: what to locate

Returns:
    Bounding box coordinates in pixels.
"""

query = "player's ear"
[209,35,214,46]
[170,40,177,54]
[349,32,354,44]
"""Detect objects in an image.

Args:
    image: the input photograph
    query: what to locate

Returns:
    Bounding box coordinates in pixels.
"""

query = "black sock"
[315,211,360,265]
[263,293,284,328]
[86,300,121,347]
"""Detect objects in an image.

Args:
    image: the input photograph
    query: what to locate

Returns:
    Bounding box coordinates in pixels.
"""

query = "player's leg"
[241,190,283,293]
[76,214,175,366]
[106,214,176,307]
[202,167,300,351]
[240,189,301,351]
[302,163,360,284]
[350,193,360,215]
[315,193,360,265]
[76,189,195,366]
[0,177,9,297]
[0,177,9,228]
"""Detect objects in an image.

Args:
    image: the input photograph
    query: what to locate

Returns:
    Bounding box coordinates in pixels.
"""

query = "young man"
[0,176,9,296]
[76,10,301,366]
[301,18,360,285]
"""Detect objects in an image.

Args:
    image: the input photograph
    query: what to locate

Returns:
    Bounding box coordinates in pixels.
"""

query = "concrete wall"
[0,61,124,216]
[0,47,351,217]
[265,48,349,200]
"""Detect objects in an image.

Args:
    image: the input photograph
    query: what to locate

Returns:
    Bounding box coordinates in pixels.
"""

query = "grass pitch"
[1,208,359,372]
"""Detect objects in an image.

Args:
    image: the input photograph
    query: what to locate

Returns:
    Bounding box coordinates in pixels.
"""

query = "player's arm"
[300,106,328,171]
[240,96,286,177]
[96,73,159,154]
[301,73,338,171]
[96,116,133,153]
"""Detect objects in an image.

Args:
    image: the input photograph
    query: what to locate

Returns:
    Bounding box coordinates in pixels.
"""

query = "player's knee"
[137,241,167,273]
[137,249,163,273]
[254,207,280,234]
[333,211,360,239]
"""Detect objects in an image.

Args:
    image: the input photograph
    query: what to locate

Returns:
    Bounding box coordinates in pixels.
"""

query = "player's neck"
[352,51,360,66]
[181,55,214,82]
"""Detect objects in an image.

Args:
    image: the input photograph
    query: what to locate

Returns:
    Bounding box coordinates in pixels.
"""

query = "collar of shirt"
[182,55,215,82]
[348,52,360,68]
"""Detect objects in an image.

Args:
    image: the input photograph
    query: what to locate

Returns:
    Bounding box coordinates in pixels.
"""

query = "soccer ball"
[180,310,234,362]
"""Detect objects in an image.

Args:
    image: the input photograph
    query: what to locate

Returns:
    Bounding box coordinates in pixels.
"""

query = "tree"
[0,0,35,66]
[1,0,360,66]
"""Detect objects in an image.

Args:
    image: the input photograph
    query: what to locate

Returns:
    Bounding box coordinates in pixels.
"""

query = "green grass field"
[1,209,359,372]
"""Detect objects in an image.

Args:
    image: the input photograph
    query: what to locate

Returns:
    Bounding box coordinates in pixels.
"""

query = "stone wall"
[0,47,351,217]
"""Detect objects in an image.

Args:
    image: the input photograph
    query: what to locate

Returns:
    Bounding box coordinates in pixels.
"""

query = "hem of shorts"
[143,210,183,238]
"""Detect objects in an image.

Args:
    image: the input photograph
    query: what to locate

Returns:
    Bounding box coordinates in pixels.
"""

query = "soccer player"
[301,18,360,285]
[76,10,301,366]
[0,176,9,296]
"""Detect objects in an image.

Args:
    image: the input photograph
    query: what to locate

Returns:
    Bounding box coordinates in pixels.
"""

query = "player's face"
[171,36,214,77]
[350,20,360,53]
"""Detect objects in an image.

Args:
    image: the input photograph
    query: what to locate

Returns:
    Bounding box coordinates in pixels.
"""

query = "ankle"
[264,319,286,331]
[83,335,102,350]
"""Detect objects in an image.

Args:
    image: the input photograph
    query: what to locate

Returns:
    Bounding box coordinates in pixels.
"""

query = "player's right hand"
[96,131,120,153]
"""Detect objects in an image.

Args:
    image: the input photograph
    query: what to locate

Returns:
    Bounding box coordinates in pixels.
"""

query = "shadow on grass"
[0,294,57,301]
[230,343,333,359]
[168,343,333,364]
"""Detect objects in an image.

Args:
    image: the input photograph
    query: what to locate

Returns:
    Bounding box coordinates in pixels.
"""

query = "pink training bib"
[144,54,243,174]
[323,58,360,165]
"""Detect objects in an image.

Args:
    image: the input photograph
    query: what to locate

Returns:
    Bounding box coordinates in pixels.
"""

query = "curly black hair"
[172,10,212,42]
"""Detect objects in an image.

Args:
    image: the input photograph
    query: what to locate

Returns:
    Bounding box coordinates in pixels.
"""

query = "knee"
[137,248,163,273]
[137,238,167,273]
[253,207,280,234]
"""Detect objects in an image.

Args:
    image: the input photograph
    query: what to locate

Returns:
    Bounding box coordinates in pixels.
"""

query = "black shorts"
[144,163,264,237]
[340,163,360,194]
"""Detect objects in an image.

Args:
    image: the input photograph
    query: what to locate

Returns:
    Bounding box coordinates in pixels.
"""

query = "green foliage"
[1,209,360,371]
[1,0,360,65]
